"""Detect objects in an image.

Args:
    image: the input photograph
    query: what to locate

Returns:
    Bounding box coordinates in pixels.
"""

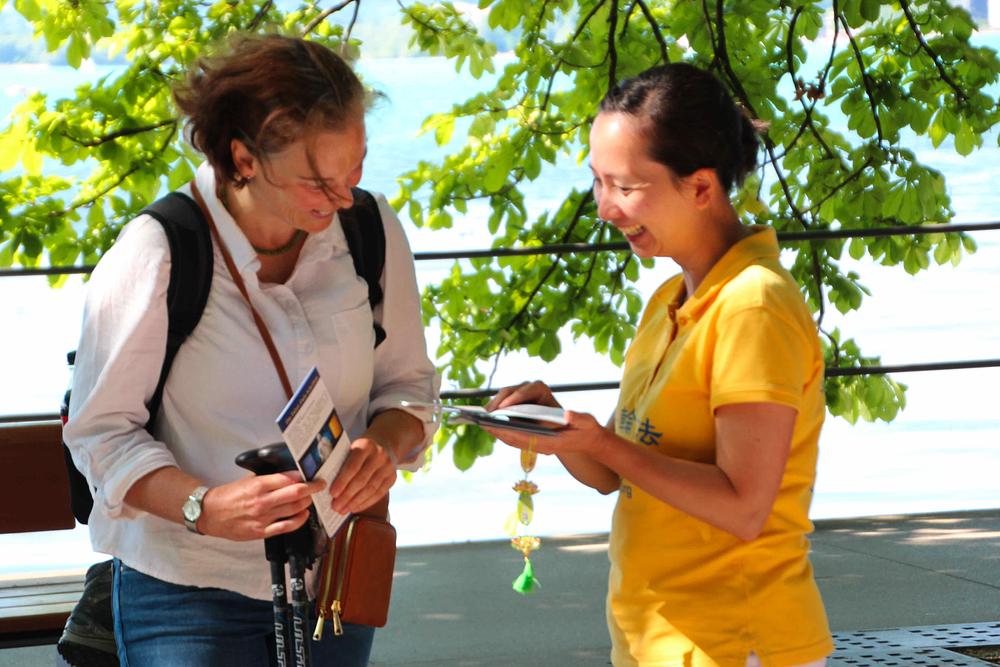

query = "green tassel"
[512,558,539,595]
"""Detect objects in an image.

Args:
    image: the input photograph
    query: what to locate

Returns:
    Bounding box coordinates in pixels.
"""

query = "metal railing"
[3,220,1000,275]
[1,219,998,420]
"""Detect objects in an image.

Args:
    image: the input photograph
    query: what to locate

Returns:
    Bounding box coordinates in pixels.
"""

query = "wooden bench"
[0,421,81,648]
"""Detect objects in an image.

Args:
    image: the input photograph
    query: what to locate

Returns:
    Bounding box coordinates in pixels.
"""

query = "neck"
[221,182,303,253]
[681,209,748,298]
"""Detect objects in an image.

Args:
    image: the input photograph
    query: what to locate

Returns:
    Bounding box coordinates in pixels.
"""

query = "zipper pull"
[332,600,344,636]
[313,608,327,641]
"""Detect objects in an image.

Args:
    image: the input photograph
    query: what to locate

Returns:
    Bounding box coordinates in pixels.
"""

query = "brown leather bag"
[313,495,396,638]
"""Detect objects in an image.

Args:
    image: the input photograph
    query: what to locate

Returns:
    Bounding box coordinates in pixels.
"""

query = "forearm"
[123,465,201,526]
[592,440,765,541]
[556,451,621,494]
[365,408,426,466]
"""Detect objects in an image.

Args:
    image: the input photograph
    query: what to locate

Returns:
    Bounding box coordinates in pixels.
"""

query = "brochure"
[401,401,568,436]
[276,367,350,537]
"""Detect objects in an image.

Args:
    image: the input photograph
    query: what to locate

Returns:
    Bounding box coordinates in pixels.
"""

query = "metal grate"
[830,647,993,666]
[903,623,1000,646]
[830,623,1000,665]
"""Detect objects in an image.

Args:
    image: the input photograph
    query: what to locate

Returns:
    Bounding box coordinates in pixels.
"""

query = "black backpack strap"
[64,191,214,524]
[339,188,387,348]
[139,191,215,431]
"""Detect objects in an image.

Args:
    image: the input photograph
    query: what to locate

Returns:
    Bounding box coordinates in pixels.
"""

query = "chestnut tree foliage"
[1,0,998,469]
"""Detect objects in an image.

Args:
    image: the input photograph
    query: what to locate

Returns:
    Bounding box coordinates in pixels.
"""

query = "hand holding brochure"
[401,401,568,436]
[276,367,349,537]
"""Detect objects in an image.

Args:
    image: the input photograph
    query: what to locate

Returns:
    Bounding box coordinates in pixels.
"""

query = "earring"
[234,174,253,187]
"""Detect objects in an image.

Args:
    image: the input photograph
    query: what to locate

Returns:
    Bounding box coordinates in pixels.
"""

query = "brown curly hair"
[172,33,371,191]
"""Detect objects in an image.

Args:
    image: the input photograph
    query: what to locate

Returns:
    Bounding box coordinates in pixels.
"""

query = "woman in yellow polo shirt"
[486,63,833,667]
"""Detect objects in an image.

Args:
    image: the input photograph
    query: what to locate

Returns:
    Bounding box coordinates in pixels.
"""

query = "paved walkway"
[3,509,998,666]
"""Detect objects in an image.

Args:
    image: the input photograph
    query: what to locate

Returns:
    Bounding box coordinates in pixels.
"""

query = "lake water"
[1,44,999,575]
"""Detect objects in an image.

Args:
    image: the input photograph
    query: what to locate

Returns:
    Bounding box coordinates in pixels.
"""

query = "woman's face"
[243,118,367,234]
[589,111,697,259]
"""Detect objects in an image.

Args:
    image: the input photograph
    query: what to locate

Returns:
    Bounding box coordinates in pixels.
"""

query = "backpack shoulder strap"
[63,191,215,524]
[139,191,215,429]
[339,188,387,348]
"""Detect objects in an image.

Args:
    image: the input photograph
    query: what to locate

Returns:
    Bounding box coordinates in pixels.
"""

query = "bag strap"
[190,182,293,400]
[140,192,216,429]
[190,184,389,523]
[340,188,387,348]
[62,192,215,525]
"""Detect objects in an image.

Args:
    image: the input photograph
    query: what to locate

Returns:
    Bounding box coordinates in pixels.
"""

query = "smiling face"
[232,117,367,239]
[589,111,702,260]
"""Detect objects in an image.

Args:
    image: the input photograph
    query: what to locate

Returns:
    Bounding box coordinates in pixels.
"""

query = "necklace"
[251,229,306,256]
[219,186,307,256]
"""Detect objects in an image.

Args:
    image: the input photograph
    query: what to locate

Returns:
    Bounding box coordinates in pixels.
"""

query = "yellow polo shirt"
[607,227,832,667]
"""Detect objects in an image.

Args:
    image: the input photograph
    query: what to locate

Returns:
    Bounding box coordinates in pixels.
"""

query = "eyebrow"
[302,146,368,182]
[589,163,645,184]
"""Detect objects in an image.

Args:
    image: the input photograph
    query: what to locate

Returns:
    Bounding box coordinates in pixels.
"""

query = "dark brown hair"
[172,33,369,189]
[600,63,764,192]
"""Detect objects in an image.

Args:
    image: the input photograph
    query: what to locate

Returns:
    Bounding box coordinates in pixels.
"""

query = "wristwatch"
[182,486,209,534]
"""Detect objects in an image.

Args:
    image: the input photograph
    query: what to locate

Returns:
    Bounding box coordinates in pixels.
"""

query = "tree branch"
[898,0,967,104]
[246,0,274,32]
[341,0,360,51]
[568,220,607,304]
[635,0,669,64]
[839,14,884,144]
[503,191,595,331]
[785,7,836,162]
[607,0,619,92]
[801,158,874,216]
[397,0,438,34]
[539,0,608,113]
[810,246,827,327]
[486,339,507,388]
[700,0,720,72]
[60,118,177,148]
[527,0,555,50]
[302,0,356,36]
[714,0,758,118]
[63,120,179,218]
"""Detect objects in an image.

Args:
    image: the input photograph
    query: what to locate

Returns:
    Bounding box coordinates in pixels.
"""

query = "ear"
[229,138,256,181]
[686,167,722,209]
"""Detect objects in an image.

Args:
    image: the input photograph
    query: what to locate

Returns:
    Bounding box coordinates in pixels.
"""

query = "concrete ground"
[3,508,999,666]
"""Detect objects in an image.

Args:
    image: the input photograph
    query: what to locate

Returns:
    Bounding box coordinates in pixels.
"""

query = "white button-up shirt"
[64,163,439,600]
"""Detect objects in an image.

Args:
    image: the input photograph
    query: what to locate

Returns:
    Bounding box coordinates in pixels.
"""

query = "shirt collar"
[678,225,780,319]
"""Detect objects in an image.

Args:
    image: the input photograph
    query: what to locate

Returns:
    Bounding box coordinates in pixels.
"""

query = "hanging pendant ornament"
[509,436,541,594]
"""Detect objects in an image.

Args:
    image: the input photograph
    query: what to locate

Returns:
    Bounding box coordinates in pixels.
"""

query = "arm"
[66,217,323,540]
[490,400,794,541]
[124,466,324,540]
[591,402,795,541]
[553,422,622,495]
[364,195,440,468]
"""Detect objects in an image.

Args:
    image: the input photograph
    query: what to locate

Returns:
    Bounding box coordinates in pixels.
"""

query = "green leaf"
[954,122,977,156]
[167,159,195,191]
[860,0,881,22]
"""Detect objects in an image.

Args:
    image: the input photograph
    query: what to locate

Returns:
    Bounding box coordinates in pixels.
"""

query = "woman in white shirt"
[64,34,439,666]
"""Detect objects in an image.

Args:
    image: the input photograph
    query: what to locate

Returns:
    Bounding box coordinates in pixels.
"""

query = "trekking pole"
[265,533,294,667]
[236,443,321,667]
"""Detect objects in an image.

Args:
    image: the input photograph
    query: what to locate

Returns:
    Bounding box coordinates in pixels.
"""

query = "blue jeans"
[112,559,375,666]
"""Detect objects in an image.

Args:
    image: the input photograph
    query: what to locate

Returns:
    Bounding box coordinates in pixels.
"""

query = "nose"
[596,188,620,223]
[329,186,354,210]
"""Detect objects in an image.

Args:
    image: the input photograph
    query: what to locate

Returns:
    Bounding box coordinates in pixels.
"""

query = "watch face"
[183,497,201,522]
